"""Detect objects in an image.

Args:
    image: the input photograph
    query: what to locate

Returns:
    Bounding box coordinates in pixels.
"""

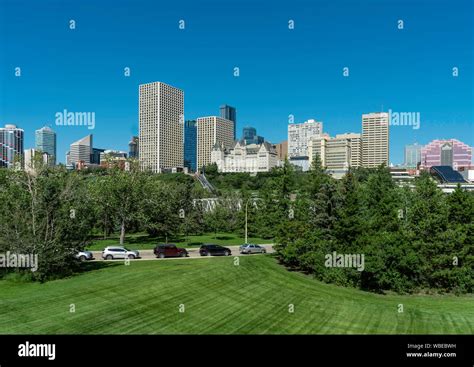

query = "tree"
[334,172,363,247]
[446,184,474,224]
[362,165,400,233]
[104,161,145,245]
[141,177,180,243]
[90,175,116,239]
[0,166,94,281]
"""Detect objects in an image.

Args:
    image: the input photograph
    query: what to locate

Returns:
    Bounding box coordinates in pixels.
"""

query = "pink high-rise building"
[421,139,472,170]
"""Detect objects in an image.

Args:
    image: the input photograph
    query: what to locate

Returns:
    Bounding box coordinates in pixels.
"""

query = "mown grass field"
[0,256,472,334]
[86,232,273,251]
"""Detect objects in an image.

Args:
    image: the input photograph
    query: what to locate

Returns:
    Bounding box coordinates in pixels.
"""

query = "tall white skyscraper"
[288,119,323,158]
[197,116,234,170]
[139,81,184,172]
[70,135,92,165]
[362,112,389,168]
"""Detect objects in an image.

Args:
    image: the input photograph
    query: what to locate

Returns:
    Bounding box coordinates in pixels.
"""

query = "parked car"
[102,246,140,260]
[199,244,231,256]
[154,244,188,259]
[239,244,267,254]
[76,250,94,261]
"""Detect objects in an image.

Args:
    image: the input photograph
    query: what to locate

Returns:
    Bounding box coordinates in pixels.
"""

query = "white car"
[76,250,94,261]
[102,246,139,260]
[239,244,267,254]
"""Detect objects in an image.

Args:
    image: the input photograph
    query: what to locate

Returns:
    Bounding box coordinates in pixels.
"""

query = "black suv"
[199,244,232,256]
[154,244,188,258]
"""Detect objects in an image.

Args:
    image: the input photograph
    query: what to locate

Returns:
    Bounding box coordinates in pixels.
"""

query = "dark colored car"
[154,244,188,259]
[199,244,232,256]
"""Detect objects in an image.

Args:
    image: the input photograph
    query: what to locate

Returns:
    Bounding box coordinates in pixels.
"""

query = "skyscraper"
[219,105,236,139]
[184,120,197,172]
[197,116,234,170]
[404,143,422,168]
[337,133,362,168]
[288,119,323,158]
[243,126,256,142]
[242,126,264,145]
[308,133,361,178]
[362,112,389,168]
[69,135,93,166]
[35,126,56,165]
[0,124,24,168]
[139,81,184,172]
[309,135,350,169]
[91,148,105,165]
[128,136,139,159]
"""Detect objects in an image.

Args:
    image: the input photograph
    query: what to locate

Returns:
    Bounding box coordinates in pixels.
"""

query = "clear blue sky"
[0,0,472,164]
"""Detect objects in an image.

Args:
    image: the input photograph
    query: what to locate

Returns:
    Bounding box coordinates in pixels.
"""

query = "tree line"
[0,158,472,294]
[261,158,473,294]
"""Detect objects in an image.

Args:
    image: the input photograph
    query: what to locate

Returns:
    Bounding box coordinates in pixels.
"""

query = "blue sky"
[0,0,472,164]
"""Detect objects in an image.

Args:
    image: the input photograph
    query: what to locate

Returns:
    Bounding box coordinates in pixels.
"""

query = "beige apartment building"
[308,133,362,178]
[139,81,184,173]
[337,132,362,168]
[362,112,389,168]
[197,116,234,170]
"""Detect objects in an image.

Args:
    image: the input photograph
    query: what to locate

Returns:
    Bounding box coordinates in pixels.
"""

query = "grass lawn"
[0,256,472,334]
[86,232,273,251]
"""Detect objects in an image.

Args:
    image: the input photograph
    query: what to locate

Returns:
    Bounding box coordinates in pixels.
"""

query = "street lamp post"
[244,197,260,244]
[245,200,248,244]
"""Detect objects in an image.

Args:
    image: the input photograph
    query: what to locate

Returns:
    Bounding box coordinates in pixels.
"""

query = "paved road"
[91,244,274,261]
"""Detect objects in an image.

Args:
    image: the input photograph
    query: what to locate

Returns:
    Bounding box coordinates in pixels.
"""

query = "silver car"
[76,250,94,261]
[102,246,140,260]
[239,244,267,254]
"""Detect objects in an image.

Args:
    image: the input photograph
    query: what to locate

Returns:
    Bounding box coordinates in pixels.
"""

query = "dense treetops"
[0,160,472,294]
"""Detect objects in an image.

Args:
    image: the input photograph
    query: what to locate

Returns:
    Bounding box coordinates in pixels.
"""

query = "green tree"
[0,166,94,281]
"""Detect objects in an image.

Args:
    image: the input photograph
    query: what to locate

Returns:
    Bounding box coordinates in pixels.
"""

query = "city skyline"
[0,0,472,165]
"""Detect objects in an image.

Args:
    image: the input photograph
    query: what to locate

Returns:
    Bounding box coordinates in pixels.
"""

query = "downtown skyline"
[0,0,472,165]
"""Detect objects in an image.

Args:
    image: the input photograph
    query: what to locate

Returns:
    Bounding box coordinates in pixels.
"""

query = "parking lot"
[91,244,274,261]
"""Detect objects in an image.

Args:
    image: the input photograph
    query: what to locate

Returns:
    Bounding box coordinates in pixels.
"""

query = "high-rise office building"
[91,148,105,165]
[337,133,362,168]
[128,136,139,159]
[139,81,184,172]
[308,133,362,177]
[184,120,197,172]
[404,143,422,168]
[35,126,56,165]
[362,112,389,168]
[0,124,24,168]
[219,105,237,139]
[197,116,234,170]
[309,135,350,170]
[69,135,93,166]
[288,119,323,158]
[243,126,256,142]
[242,126,264,145]
[421,139,472,170]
